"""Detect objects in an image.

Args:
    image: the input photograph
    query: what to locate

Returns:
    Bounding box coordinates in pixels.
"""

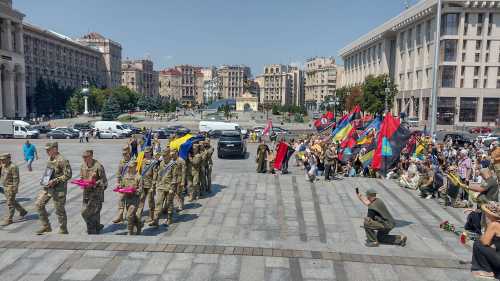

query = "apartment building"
[217,65,251,99]
[304,57,338,110]
[256,64,304,106]
[121,59,158,96]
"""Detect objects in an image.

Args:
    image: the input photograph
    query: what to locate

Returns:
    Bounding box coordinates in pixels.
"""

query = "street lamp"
[429,0,443,139]
[81,80,90,115]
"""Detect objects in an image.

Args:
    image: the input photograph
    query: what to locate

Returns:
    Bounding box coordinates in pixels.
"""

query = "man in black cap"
[356,187,407,247]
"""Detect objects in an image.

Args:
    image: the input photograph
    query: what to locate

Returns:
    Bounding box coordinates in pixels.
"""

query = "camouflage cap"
[45,142,58,150]
[365,188,377,196]
[143,147,152,153]
[82,150,93,157]
[0,153,11,160]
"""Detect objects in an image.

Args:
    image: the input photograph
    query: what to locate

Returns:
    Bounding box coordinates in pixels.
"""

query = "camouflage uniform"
[189,145,202,201]
[200,146,208,194]
[80,151,107,234]
[152,150,180,226]
[176,156,187,210]
[0,154,27,225]
[204,142,214,193]
[137,147,158,222]
[120,160,142,235]
[113,146,131,223]
[36,142,72,234]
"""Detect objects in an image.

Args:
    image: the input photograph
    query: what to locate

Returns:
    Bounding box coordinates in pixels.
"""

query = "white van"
[94,121,131,137]
[0,120,39,139]
[199,121,240,133]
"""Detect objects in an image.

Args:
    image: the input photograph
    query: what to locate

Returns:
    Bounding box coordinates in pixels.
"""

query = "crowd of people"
[255,127,499,278]
[0,133,214,236]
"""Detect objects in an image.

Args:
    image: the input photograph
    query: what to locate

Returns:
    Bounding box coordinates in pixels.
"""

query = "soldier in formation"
[0,153,27,226]
[137,147,158,223]
[0,138,214,235]
[113,146,132,223]
[79,150,107,234]
[35,142,72,235]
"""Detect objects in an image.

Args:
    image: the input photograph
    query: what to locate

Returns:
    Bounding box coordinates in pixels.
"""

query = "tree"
[33,78,52,115]
[101,96,121,121]
[111,86,139,111]
[361,74,397,114]
[272,105,280,115]
[344,86,363,112]
[67,92,84,115]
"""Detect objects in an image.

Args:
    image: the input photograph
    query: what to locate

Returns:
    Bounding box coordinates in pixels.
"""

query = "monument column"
[4,19,12,51]
[3,65,15,117]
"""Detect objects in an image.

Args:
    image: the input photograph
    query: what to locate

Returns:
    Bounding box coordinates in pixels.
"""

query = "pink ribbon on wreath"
[113,186,137,194]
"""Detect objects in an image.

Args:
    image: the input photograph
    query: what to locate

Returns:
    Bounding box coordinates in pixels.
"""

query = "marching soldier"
[0,153,27,226]
[36,142,72,235]
[204,140,214,193]
[151,149,180,227]
[113,146,132,224]
[119,159,142,235]
[200,144,208,194]
[137,147,158,223]
[176,151,187,211]
[79,150,107,234]
[189,144,202,201]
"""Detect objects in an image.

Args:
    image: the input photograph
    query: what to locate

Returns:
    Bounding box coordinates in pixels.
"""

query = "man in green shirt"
[356,188,407,247]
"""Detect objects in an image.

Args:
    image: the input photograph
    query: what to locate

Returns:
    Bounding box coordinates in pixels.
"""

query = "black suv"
[217,130,246,158]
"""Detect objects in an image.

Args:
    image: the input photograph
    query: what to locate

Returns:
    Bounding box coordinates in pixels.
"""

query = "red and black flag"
[371,114,410,175]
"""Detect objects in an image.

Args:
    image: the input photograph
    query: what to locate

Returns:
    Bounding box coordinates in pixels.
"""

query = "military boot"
[58,227,69,234]
[19,209,28,218]
[0,219,13,226]
[136,221,143,235]
[128,224,135,235]
[36,225,52,235]
[167,214,173,226]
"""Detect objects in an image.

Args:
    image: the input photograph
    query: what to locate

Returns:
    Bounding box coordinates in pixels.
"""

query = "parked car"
[154,129,171,139]
[47,129,78,139]
[272,127,290,136]
[406,117,419,127]
[469,127,492,134]
[122,124,141,135]
[217,130,246,158]
[31,124,51,134]
[98,130,122,139]
[73,123,93,131]
[480,134,500,147]
[436,131,474,146]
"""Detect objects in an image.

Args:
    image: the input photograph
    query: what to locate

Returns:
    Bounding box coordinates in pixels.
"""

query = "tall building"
[0,0,26,118]
[257,64,305,106]
[304,57,338,110]
[121,59,158,96]
[77,32,122,89]
[158,65,203,106]
[340,0,500,126]
[202,76,222,104]
[23,23,104,113]
[217,65,251,99]
[159,68,181,100]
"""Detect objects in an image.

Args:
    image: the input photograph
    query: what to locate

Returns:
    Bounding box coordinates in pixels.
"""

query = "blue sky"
[16,0,415,75]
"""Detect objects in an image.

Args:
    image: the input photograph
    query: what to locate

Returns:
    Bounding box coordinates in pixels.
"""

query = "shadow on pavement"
[183,202,202,210]
[101,223,127,234]
[395,219,414,227]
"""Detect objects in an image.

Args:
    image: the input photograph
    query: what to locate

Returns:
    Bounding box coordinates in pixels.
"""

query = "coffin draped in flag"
[169,134,194,150]
[179,135,206,160]
[371,114,410,175]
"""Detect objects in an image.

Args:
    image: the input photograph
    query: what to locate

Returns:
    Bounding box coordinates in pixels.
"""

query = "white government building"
[340,0,500,127]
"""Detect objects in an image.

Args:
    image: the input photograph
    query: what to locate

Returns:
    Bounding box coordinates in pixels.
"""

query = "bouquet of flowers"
[113,186,137,194]
[71,179,96,189]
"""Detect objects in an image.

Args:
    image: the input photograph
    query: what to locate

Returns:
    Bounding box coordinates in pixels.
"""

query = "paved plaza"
[0,139,476,281]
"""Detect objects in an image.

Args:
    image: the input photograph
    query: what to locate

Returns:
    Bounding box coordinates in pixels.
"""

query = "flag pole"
[429,0,442,140]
